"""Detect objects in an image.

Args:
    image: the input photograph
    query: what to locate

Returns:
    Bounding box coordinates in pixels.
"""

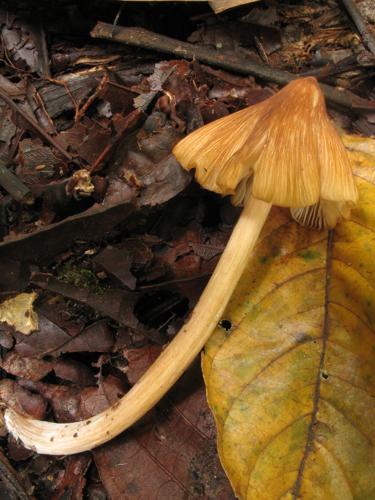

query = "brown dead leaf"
[94,246,137,290]
[0,199,136,291]
[123,344,161,385]
[31,272,139,329]
[6,435,35,462]
[79,374,127,419]
[0,379,46,419]
[54,358,95,387]
[57,320,115,355]
[14,305,84,358]
[0,12,47,74]
[0,352,54,381]
[51,455,91,500]
[19,380,82,422]
[94,357,233,499]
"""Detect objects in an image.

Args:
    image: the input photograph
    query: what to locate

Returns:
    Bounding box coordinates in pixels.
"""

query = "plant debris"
[0,0,373,497]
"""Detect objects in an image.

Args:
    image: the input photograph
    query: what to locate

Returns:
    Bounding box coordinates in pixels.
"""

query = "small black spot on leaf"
[219,319,232,331]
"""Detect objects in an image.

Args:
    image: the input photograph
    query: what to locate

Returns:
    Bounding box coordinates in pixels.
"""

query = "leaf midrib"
[292,230,334,498]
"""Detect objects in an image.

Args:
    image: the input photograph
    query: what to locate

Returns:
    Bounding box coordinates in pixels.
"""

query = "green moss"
[59,261,104,293]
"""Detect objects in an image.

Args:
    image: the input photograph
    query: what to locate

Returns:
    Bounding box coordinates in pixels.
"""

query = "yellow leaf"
[0,292,38,335]
[202,136,375,499]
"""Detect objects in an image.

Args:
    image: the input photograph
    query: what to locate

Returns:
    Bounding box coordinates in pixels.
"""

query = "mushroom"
[4,77,358,455]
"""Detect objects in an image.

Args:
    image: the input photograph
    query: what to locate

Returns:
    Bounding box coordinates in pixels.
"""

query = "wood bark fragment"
[36,64,154,118]
[0,448,33,500]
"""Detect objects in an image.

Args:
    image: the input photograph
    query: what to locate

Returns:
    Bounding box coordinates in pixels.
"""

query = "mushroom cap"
[172,77,358,211]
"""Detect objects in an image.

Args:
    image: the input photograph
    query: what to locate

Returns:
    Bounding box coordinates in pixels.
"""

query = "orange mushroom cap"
[173,77,358,228]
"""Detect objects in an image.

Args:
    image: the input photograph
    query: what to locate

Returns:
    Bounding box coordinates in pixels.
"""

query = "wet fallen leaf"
[202,136,375,499]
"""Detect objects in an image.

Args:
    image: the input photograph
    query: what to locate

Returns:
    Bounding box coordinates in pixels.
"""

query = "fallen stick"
[91,22,375,111]
[341,0,375,57]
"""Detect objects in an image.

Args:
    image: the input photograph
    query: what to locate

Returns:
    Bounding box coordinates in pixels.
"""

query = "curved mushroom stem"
[5,196,271,455]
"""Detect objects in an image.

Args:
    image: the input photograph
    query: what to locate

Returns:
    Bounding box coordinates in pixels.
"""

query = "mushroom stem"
[5,196,271,455]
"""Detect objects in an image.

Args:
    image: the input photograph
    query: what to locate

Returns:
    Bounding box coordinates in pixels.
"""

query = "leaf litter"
[0,0,373,498]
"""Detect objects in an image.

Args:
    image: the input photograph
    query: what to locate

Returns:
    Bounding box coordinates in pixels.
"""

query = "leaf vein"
[328,373,375,399]
[245,413,312,499]
[292,229,334,497]
[317,441,354,497]
[221,338,321,424]
[321,398,373,445]
[333,256,375,293]
[329,301,375,336]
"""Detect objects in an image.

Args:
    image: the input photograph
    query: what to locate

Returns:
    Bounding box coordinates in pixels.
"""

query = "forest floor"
[0,1,373,498]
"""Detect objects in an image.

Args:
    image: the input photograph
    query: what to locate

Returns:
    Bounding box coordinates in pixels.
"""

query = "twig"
[341,0,375,56]
[89,107,144,173]
[75,71,109,122]
[91,22,375,111]
[253,36,269,64]
[111,4,124,37]
[0,448,33,500]
[0,161,33,204]
[300,55,358,79]
[0,89,72,161]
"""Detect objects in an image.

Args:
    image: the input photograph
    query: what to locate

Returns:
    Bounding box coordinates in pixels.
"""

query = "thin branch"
[341,0,375,56]
[90,22,375,111]
[0,161,33,204]
[75,71,109,122]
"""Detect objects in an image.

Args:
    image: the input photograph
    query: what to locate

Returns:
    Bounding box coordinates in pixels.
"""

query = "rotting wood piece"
[36,63,155,119]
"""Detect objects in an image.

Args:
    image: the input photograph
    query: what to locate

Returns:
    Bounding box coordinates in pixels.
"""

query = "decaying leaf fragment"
[0,292,38,335]
[202,136,375,499]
